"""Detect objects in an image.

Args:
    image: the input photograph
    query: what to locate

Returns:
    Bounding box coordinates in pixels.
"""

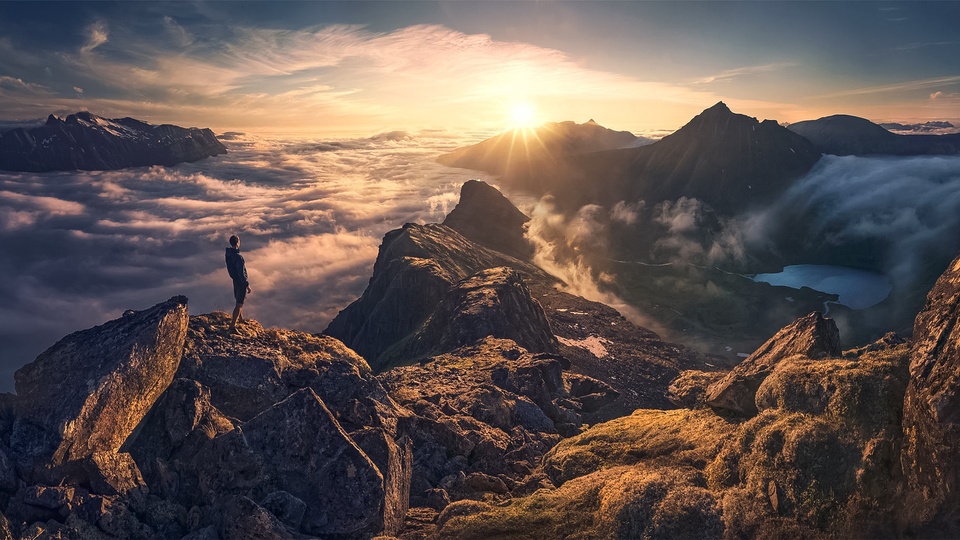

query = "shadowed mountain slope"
[437,119,643,177]
[788,114,960,156]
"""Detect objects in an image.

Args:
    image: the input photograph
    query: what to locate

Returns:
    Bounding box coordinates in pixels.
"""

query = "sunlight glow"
[510,103,537,129]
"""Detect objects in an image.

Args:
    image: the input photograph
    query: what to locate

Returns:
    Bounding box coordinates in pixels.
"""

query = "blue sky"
[1,1,959,134]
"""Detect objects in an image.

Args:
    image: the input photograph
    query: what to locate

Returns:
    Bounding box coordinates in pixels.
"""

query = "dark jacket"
[225,247,248,285]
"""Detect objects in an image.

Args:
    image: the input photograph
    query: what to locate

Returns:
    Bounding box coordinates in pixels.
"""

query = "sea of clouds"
[4,134,960,391]
[0,131,497,390]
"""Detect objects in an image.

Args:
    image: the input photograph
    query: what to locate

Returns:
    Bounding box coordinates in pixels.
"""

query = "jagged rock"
[215,495,299,540]
[197,388,388,537]
[11,296,189,477]
[0,112,227,172]
[260,490,307,531]
[901,255,960,533]
[382,267,558,364]
[351,428,413,536]
[126,378,235,506]
[50,451,147,497]
[704,311,840,416]
[667,370,725,409]
[182,525,218,540]
[0,444,17,494]
[441,180,534,260]
[324,222,545,370]
[0,513,10,540]
[177,313,405,431]
[380,338,611,507]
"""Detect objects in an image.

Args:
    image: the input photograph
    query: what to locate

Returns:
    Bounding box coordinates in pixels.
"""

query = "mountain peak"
[705,101,732,114]
[442,180,533,260]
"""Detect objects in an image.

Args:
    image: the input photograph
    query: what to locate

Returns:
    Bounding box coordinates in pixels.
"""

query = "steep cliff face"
[900,254,960,534]
[0,112,227,172]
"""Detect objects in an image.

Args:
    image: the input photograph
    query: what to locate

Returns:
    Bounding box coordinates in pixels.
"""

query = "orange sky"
[1,3,959,136]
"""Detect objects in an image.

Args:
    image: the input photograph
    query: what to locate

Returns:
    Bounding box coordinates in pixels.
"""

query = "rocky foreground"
[2,181,960,539]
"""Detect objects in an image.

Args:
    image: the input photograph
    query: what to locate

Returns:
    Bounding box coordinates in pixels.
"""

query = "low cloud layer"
[0,132,492,390]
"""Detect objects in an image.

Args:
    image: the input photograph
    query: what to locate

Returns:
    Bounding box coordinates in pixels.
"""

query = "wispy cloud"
[692,62,797,85]
[81,20,109,54]
[810,75,960,99]
[894,41,959,51]
[0,22,776,133]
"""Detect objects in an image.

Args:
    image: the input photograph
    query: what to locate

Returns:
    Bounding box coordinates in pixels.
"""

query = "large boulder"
[381,267,558,364]
[704,312,841,416]
[11,296,189,476]
[901,255,960,534]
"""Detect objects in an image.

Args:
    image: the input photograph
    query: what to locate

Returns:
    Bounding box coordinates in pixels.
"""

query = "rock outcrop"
[442,336,911,540]
[11,296,189,477]
[324,222,552,370]
[900,254,960,534]
[441,180,535,260]
[378,337,617,511]
[383,267,558,364]
[129,313,413,537]
[0,112,227,172]
[704,311,841,416]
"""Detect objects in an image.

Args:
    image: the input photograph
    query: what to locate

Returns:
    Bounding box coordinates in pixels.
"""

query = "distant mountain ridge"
[437,119,646,176]
[788,114,960,155]
[0,111,227,172]
[450,102,821,215]
[577,102,822,214]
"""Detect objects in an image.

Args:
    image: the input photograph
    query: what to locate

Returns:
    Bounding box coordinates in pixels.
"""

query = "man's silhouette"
[225,235,251,334]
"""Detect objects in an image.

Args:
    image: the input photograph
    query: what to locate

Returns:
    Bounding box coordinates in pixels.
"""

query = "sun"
[509,103,537,129]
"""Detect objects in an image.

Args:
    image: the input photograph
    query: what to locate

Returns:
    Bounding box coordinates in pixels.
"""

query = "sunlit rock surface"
[12,296,188,474]
[705,311,841,416]
[901,254,960,535]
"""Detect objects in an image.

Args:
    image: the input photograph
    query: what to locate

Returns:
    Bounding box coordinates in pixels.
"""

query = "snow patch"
[557,335,612,358]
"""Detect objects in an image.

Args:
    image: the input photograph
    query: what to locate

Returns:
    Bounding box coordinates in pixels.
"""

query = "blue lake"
[752,264,892,310]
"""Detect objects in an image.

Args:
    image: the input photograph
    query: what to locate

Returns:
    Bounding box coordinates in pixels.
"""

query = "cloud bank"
[0,132,492,390]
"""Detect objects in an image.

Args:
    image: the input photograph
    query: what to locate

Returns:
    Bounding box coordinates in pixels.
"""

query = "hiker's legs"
[231,302,243,330]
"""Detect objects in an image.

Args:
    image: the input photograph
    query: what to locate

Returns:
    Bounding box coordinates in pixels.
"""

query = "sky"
[1,1,959,135]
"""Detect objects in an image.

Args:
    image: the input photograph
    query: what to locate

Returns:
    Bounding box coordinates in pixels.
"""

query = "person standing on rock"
[225,234,251,334]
